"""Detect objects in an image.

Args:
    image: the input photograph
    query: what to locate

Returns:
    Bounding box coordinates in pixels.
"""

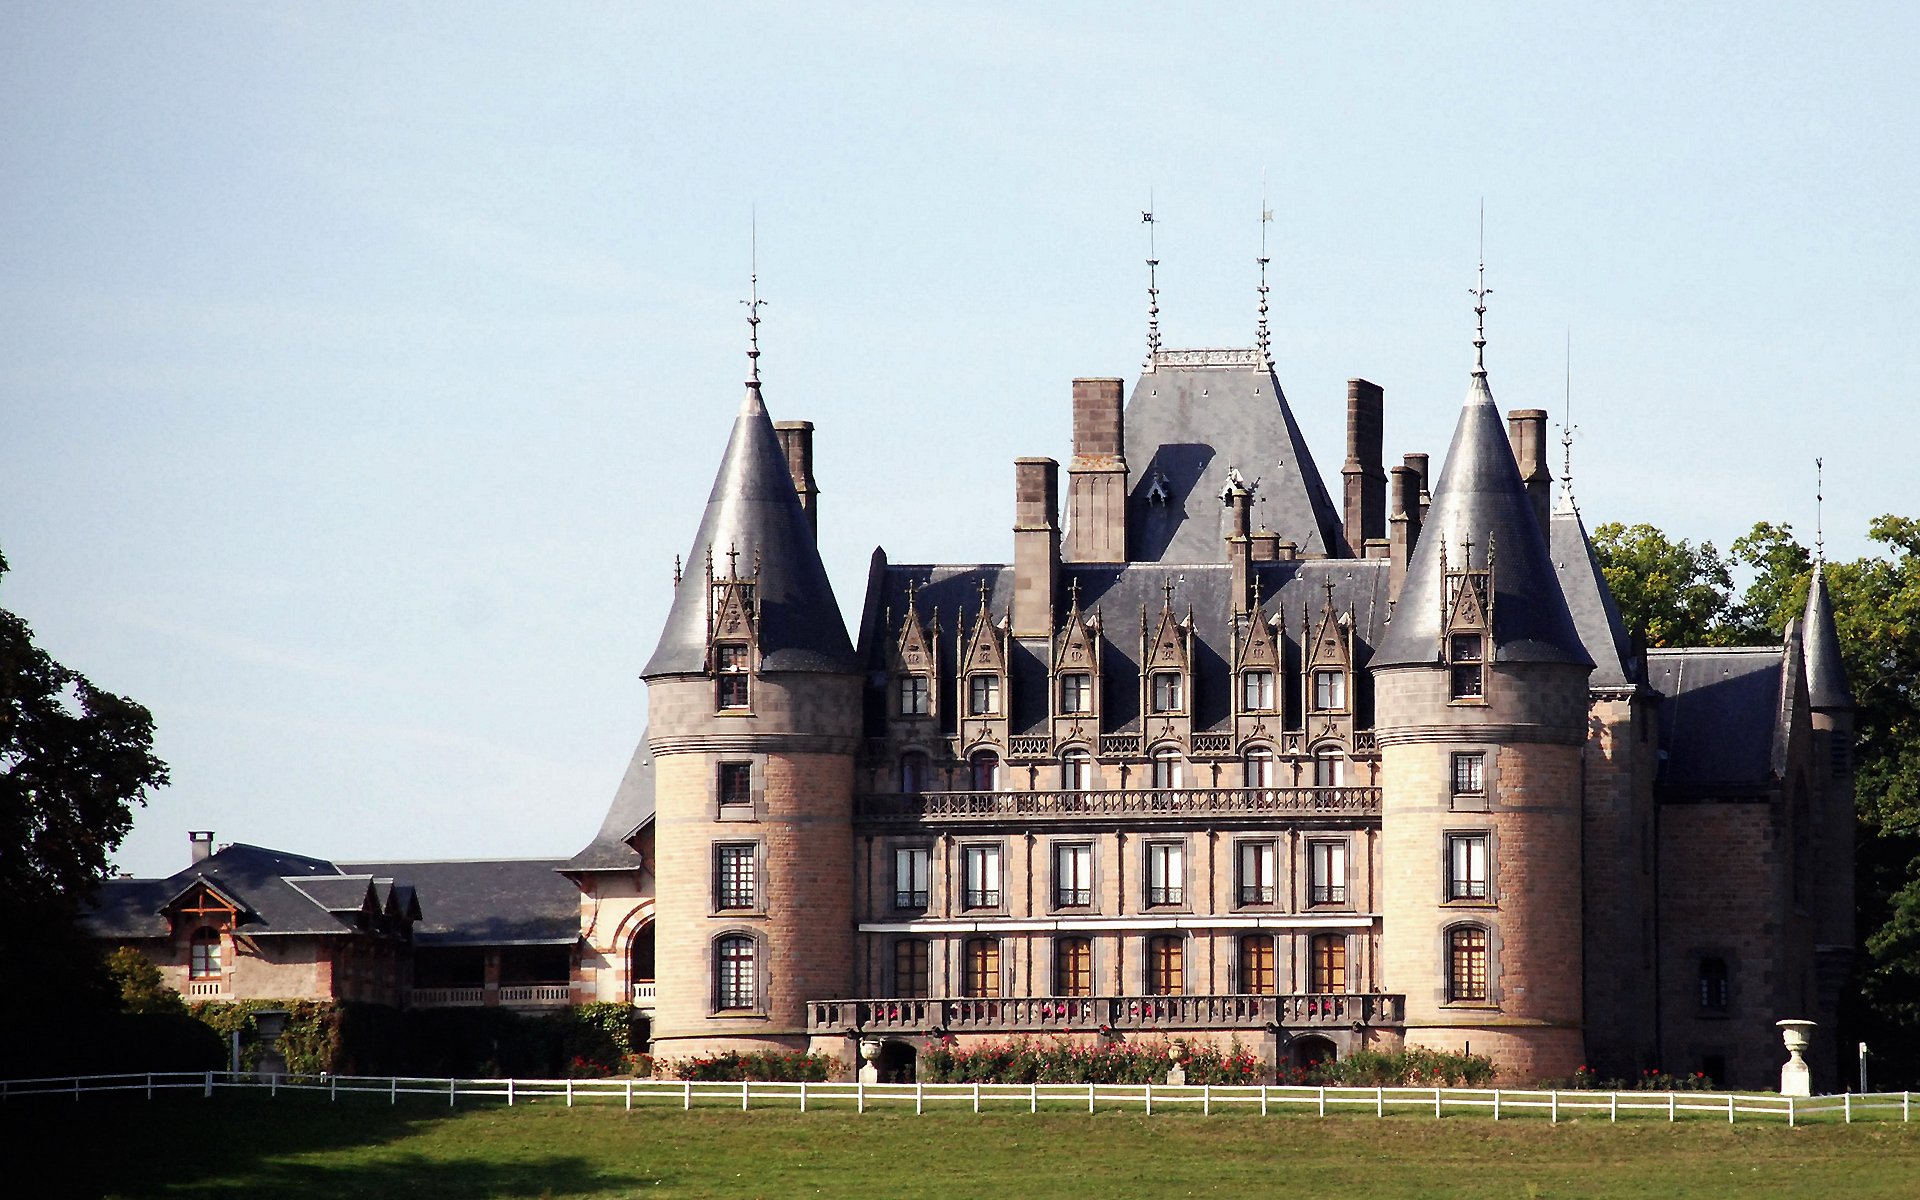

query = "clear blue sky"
[3,3,1913,878]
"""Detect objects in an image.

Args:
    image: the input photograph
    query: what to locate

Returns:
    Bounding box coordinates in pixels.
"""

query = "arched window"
[1061,748,1091,791]
[189,928,223,979]
[1312,745,1344,787]
[1146,935,1184,995]
[1150,746,1181,790]
[970,750,1001,791]
[714,934,757,1011]
[1243,747,1274,789]
[1446,926,1488,1002]
[1310,933,1347,993]
[1238,934,1276,996]
[894,938,930,999]
[964,938,1002,998]
[1054,937,1092,998]
[899,751,930,794]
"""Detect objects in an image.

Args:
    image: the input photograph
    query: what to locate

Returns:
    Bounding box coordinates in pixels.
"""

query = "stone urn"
[1777,1019,1816,1097]
[1166,1042,1187,1087]
[858,1037,882,1084]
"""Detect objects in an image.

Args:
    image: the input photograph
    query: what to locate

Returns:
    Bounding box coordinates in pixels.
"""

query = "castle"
[89,267,1856,1091]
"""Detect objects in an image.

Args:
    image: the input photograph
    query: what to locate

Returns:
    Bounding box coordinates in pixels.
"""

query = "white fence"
[1,1071,1913,1126]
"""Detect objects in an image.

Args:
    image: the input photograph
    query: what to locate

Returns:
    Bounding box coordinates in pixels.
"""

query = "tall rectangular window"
[716,935,755,1010]
[1448,927,1489,1002]
[1237,840,1275,905]
[898,675,930,716]
[1238,935,1276,995]
[1312,669,1346,711]
[894,846,930,909]
[1309,840,1348,905]
[964,938,1001,997]
[1311,934,1348,993]
[716,643,750,709]
[189,930,223,979]
[1452,752,1485,795]
[1243,748,1274,788]
[1147,936,1184,995]
[1448,833,1489,900]
[715,843,756,910]
[1450,634,1485,700]
[969,674,1000,716]
[1147,841,1184,906]
[1054,843,1092,908]
[1061,751,1091,791]
[718,763,753,808]
[963,844,1002,909]
[1241,669,1274,712]
[894,939,930,999]
[1151,672,1183,713]
[1054,937,1092,998]
[1150,750,1181,789]
[1059,672,1092,714]
[1699,957,1729,1011]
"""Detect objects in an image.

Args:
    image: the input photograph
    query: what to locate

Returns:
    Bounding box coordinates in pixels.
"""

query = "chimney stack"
[1506,409,1552,533]
[1404,452,1431,525]
[1388,465,1423,602]
[1065,378,1127,562]
[1225,477,1253,614]
[1012,457,1061,638]
[772,420,818,534]
[1341,379,1386,556]
[190,831,215,864]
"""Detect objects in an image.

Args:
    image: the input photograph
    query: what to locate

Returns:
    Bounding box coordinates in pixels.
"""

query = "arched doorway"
[629,923,656,1002]
[878,1039,917,1083]
[1291,1034,1338,1077]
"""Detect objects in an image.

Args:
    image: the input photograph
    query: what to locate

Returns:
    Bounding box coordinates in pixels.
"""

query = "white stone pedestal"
[858,1038,881,1084]
[1777,1019,1815,1097]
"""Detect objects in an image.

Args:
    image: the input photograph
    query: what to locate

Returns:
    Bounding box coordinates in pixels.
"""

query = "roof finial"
[1470,199,1491,377]
[743,208,766,385]
[1815,456,1825,561]
[1558,327,1579,513]
[1256,172,1273,364]
[1143,195,1161,366]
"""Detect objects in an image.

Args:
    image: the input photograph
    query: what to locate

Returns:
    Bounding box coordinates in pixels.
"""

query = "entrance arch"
[878,1039,918,1083]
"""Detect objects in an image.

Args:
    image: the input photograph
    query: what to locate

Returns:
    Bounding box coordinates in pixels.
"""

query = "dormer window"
[1058,672,1093,715]
[968,674,1001,716]
[1311,669,1345,712]
[1150,671,1184,714]
[1449,634,1485,700]
[189,928,223,978]
[898,675,930,716]
[715,643,751,710]
[1241,669,1274,712]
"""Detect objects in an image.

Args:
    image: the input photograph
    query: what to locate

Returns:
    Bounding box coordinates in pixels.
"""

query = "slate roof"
[1646,646,1789,790]
[1550,499,1637,689]
[83,842,372,939]
[1802,561,1854,710]
[643,380,856,677]
[859,557,1392,737]
[1372,366,1589,670]
[340,859,580,946]
[566,732,656,873]
[1123,354,1346,562]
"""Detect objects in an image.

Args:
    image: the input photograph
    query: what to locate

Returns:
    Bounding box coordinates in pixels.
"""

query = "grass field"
[12,1094,1920,1199]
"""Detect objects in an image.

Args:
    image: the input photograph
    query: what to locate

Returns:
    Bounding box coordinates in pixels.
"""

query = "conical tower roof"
[1802,559,1853,710]
[1550,500,1636,688]
[642,381,856,677]
[1373,368,1589,669]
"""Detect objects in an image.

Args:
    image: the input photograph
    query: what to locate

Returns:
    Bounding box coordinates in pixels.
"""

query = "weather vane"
[743,208,766,384]
[1143,195,1160,364]
[1471,199,1491,376]
[1257,172,1273,363]
[1815,457,1825,561]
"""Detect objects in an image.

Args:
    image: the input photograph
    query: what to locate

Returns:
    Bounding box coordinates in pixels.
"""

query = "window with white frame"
[1312,668,1346,711]
[714,843,756,910]
[1237,840,1276,905]
[1309,840,1348,905]
[969,674,1001,716]
[1447,832,1489,900]
[1452,752,1485,795]
[1146,841,1184,906]
[1312,746,1344,787]
[1061,748,1092,791]
[715,934,756,1010]
[894,846,930,909]
[1241,669,1274,712]
[1449,634,1485,700]
[1150,747,1181,789]
[189,928,223,978]
[715,643,751,709]
[1244,747,1274,788]
[1059,672,1093,715]
[898,674,930,716]
[963,843,1003,909]
[1150,671,1183,713]
[1054,842,1093,907]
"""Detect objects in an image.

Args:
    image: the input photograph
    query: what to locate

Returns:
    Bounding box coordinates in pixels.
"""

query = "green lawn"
[12,1094,1920,1199]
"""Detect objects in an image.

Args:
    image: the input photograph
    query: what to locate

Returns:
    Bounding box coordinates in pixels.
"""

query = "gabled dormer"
[888,583,940,725]
[1441,536,1493,704]
[706,546,760,713]
[1233,588,1285,752]
[1304,586,1357,750]
[1051,579,1102,747]
[958,585,1010,755]
[1141,584,1195,754]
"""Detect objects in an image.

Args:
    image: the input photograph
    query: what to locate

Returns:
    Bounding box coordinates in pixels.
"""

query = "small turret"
[1802,561,1852,712]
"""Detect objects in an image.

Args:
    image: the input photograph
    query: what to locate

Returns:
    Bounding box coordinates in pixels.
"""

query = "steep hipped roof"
[340,859,579,946]
[1550,500,1636,688]
[565,732,656,873]
[82,842,369,939]
[1372,367,1589,669]
[1123,352,1346,562]
[1802,560,1854,710]
[643,381,856,676]
[1647,645,1788,789]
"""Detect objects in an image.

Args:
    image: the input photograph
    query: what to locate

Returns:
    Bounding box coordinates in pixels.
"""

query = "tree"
[1590,522,1739,647]
[0,549,170,913]
[105,945,187,1016]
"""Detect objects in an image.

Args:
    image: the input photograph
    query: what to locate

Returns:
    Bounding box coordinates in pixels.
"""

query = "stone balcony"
[806,993,1403,1036]
[855,786,1382,826]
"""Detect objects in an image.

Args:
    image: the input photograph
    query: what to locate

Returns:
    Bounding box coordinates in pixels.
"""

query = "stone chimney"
[1251,529,1281,562]
[1507,409,1552,533]
[1388,465,1423,603]
[190,831,215,864]
[772,420,818,534]
[1012,457,1061,638]
[1225,476,1253,614]
[1341,379,1386,556]
[1065,378,1127,562]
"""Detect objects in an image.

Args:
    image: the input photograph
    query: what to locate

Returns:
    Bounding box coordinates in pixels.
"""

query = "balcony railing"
[410,987,485,1008]
[631,981,657,1007]
[186,980,227,998]
[857,786,1381,825]
[807,993,1402,1035]
[499,984,572,1006]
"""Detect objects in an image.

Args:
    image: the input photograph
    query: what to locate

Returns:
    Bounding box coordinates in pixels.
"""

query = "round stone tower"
[1369,330,1594,1083]
[641,373,861,1063]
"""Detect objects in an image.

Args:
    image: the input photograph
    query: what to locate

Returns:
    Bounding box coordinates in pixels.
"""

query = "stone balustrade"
[806,993,1402,1035]
[855,786,1381,825]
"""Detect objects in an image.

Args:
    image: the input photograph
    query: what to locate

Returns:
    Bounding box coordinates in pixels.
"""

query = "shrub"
[105,948,186,1016]
[916,1037,1263,1085]
[1306,1047,1497,1088]
[667,1050,837,1081]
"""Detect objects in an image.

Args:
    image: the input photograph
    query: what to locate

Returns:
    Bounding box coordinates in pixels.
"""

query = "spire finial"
[1256,172,1273,364]
[1162,575,1176,610]
[1815,457,1825,561]
[1143,195,1161,365]
[1471,199,1491,376]
[1558,327,1579,513]
[743,208,766,385]
[1068,575,1082,611]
